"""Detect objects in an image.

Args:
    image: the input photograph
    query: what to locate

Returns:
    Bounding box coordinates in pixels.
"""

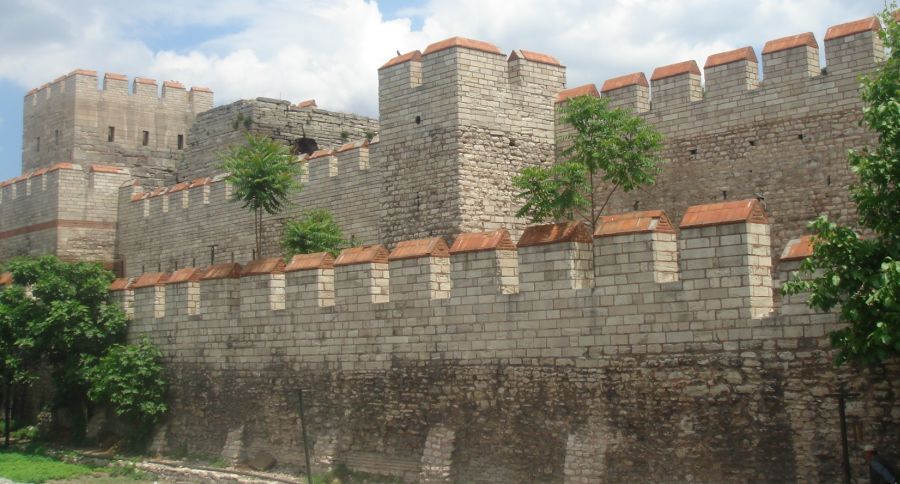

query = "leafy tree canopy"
[514,95,663,230]
[282,208,356,258]
[783,10,900,366]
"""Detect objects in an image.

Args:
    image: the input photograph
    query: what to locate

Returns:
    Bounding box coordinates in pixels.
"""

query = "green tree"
[81,338,167,442]
[514,95,664,230]
[221,133,302,259]
[783,10,899,366]
[282,209,355,258]
[0,256,167,444]
[0,283,38,447]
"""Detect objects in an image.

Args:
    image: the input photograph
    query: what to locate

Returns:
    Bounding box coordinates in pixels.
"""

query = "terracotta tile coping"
[104,73,128,81]
[762,32,817,55]
[705,47,757,69]
[595,210,676,237]
[286,253,335,271]
[163,80,185,89]
[109,277,132,292]
[379,50,423,70]
[296,99,317,108]
[781,235,814,261]
[0,163,81,188]
[134,77,158,86]
[679,199,768,229]
[650,60,701,81]
[335,245,390,266]
[508,49,563,67]
[163,267,206,284]
[450,229,516,254]
[388,237,450,260]
[191,86,213,93]
[423,37,503,56]
[89,164,127,174]
[518,222,592,247]
[600,73,648,93]
[555,84,600,103]
[241,258,285,276]
[201,263,242,280]
[824,16,880,41]
[130,272,169,289]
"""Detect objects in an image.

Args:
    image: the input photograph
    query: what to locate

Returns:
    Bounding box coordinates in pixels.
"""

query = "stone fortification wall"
[175,97,378,182]
[561,17,884,263]
[116,141,382,276]
[23,70,212,183]
[0,163,131,263]
[378,40,565,244]
[114,200,899,482]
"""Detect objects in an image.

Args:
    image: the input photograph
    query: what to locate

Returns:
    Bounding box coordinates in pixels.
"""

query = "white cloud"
[0,0,888,119]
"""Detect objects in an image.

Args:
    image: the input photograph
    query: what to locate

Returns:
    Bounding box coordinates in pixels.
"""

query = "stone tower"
[377,38,566,244]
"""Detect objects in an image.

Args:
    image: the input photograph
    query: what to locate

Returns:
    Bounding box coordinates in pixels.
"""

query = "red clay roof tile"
[296,99,317,108]
[104,73,128,81]
[762,32,817,54]
[388,237,450,260]
[164,267,205,284]
[380,50,423,70]
[704,47,757,69]
[109,277,132,292]
[134,77,157,86]
[595,210,676,237]
[679,199,768,228]
[518,222,592,247]
[131,272,169,289]
[650,60,701,81]
[89,164,125,174]
[190,86,213,93]
[825,17,880,41]
[781,235,815,261]
[555,84,600,103]
[450,229,516,254]
[0,272,12,286]
[68,69,97,77]
[285,252,335,271]
[423,37,503,56]
[335,245,390,266]
[600,72,649,93]
[163,80,185,89]
[201,263,242,280]
[241,258,285,276]
[508,49,563,67]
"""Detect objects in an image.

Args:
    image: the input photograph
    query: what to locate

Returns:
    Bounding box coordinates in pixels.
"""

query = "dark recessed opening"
[415,115,421,125]
[54,129,59,145]
[293,137,319,156]
[749,140,756,146]
[509,139,517,147]
[142,131,149,146]
[827,175,831,186]
[722,190,728,200]
[689,148,698,156]
[177,134,184,150]
[35,137,40,153]
[107,126,115,142]
[798,133,804,140]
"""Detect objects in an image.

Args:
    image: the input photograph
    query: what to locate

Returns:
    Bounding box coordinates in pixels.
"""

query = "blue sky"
[0,0,888,181]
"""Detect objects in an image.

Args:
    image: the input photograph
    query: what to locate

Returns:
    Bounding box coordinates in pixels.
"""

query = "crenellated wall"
[116,140,382,276]
[115,199,900,482]
[566,16,885,262]
[23,70,213,183]
[0,163,131,264]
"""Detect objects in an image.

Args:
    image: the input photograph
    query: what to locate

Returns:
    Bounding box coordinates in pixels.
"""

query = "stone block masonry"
[115,199,900,482]
[571,16,886,267]
[23,70,212,183]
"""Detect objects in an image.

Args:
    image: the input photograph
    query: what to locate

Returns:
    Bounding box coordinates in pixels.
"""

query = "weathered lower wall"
[120,218,900,482]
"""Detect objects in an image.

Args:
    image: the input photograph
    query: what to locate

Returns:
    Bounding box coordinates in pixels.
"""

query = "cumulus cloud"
[0,0,887,119]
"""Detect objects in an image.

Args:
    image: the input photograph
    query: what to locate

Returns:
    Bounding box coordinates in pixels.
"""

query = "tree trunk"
[3,375,11,447]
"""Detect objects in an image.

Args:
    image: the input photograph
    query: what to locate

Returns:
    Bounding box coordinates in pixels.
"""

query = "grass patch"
[311,463,405,484]
[0,451,94,483]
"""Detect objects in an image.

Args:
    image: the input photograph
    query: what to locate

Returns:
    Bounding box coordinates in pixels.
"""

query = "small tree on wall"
[221,133,302,258]
[282,209,356,258]
[513,95,664,231]
[783,10,900,366]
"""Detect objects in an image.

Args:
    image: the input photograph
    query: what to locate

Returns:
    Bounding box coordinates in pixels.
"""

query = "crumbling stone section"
[221,425,245,465]
[176,97,378,182]
[419,425,455,483]
[563,418,608,484]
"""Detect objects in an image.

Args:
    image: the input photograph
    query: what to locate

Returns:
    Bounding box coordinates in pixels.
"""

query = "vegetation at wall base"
[0,256,167,447]
[220,132,302,258]
[513,95,663,230]
[783,8,900,366]
[0,450,94,483]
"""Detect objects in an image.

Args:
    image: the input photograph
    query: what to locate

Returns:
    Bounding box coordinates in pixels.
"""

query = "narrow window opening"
[827,175,832,186]
[722,190,728,200]
[689,148,698,156]
[54,130,59,145]
[797,133,804,140]
[415,115,421,125]
[107,126,115,142]
[35,137,40,152]
[177,134,184,150]
[748,140,756,146]
[142,131,149,146]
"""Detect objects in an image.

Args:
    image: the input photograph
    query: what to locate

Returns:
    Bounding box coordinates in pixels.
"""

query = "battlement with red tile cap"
[118,199,832,371]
